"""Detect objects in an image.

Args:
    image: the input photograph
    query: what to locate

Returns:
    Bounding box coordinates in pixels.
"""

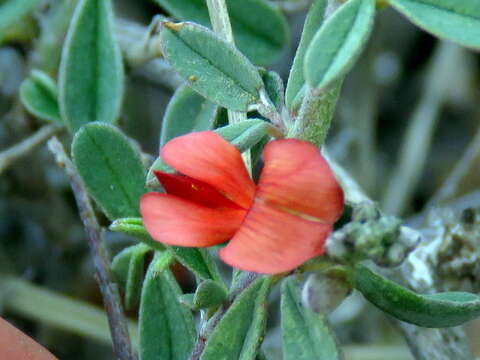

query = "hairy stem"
[47,137,136,360]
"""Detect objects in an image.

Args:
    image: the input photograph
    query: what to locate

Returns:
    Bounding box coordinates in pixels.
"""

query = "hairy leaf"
[139,252,196,360]
[389,0,480,49]
[159,22,263,111]
[285,0,328,110]
[215,119,272,153]
[305,0,375,92]
[353,264,480,327]
[160,85,218,146]
[153,0,288,66]
[201,277,273,360]
[111,243,152,309]
[281,277,342,360]
[19,70,62,123]
[59,0,124,132]
[109,219,224,283]
[72,123,146,220]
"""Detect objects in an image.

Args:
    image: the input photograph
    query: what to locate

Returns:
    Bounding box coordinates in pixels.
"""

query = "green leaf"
[305,0,375,92]
[281,277,342,360]
[19,70,62,123]
[109,217,224,283]
[139,252,196,360]
[201,276,273,360]
[153,0,289,66]
[193,280,228,310]
[0,0,40,43]
[109,217,166,252]
[169,247,224,283]
[261,70,285,113]
[389,0,480,49]
[215,119,272,153]
[160,84,218,146]
[72,123,146,220]
[59,0,124,132]
[285,0,328,110]
[353,264,480,328]
[159,22,263,111]
[111,243,152,309]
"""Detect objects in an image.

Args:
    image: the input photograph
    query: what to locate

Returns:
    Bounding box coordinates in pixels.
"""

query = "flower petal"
[155,171,242,209]
[257,139,344,223]
[140,193,247,247]
[161,131,255,209]
[219,199,332,274]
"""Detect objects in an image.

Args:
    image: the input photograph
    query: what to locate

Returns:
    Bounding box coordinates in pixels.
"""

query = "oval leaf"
[139,252,196,360]
[285,0,328,110]
[261,70,285,113]
[305,0,375,92]
[59,0,124,132]
[201,276,273,360]
[193,280,228,310]
[389,0,480,49]
[72,123,146,220]
[170,247,224,283]
[281,277,342,360]
[19,70,62,123]
[159,22,263,111]
[353,264,480,328]
[111,243,152,309]
[153,0,289,66]
[215,119,272,153]
[109,218,166,252]
[160,84,218,146]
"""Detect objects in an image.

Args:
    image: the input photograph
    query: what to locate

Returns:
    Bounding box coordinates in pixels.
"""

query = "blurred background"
[0,0,479,359]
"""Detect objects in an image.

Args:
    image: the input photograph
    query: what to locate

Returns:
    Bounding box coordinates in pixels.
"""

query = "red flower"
[140,131,344,274]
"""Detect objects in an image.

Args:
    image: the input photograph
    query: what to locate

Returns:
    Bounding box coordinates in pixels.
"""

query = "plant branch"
[47,137,136,360]
[381,42,464,215]
[0,124,63,175]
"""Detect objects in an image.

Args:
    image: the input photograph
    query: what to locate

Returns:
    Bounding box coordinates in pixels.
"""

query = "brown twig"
[47,137,136,360]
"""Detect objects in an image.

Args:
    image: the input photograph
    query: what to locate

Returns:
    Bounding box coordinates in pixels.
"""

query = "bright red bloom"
[140,131,344,274]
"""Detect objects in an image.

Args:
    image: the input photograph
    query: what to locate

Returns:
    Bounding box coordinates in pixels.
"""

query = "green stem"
[0,275,138,347]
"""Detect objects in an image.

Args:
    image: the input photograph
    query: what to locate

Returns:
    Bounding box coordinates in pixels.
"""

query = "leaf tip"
[163,22,184,32]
